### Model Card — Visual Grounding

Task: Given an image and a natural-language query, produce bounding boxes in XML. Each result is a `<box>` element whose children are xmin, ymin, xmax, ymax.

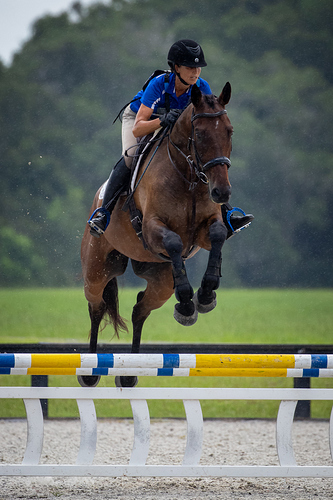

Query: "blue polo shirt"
<box><xmin>130</xmin><ymin>72</ymin><xmax>212</xmax><ymax>114</ymax></box>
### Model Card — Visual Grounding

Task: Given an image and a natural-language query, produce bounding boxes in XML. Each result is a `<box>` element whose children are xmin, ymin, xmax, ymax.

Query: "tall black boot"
<box><xmin>221</xmin><ymin>203</ymin><xmax>254</xmax><ymax>239</ymax></box>
<box><xmin>88</xmin><ymin>156</ymin><xmax>131</xmax><ymax>237</ymax></box>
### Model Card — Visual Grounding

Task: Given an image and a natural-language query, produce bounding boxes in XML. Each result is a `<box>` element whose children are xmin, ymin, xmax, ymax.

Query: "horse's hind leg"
<box><xmin>115</xmin><ymin>260</ymin><xmax>174</xmax><ymax>388</ymax></box>
<box><xmin>89</xmin><ymin>300</ymin><xmax>107</xmax><ymax>353</ymax></box>
<box><xmin>77</xmin><ymin>300</ymin><xmax>106</xmax><ymax>387</ymax></box>
<box><xmin>131</xmin><ymin>261</ymin><xmax>174</xmax><ymax>351</ymax></box>
<box><xmin>79</xmin><ymin>250</ymin><xmax>129</xmax><ymax>388</ymax></box>
<box><xmin>193</xmin><ymin>220</ymin><xmax>227</xmax><ymax>313</ymax></box>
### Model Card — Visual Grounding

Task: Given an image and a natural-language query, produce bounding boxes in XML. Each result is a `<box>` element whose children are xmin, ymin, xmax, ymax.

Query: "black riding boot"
<box><xmin>88</xmin><ymin>156</ymin><xmax>131</xmax><ymax>237</ymax></box>
<box><xmin>221</xmin><ymin>203</ymin><xmax>254</xmax><ymax>239</ymax></box>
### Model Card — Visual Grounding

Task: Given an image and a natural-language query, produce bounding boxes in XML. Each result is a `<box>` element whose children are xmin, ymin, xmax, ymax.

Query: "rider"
<box><xmin>88</xmin><ymin>39</ymin><xmax>254</xmax><ymax>237</ymax></box>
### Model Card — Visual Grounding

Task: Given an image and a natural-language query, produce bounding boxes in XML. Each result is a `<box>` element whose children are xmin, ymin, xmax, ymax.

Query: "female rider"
<box><xmin>88</xmin><ymin>39</ymin><xmax>253</xmax><ymax>237</ymax></box>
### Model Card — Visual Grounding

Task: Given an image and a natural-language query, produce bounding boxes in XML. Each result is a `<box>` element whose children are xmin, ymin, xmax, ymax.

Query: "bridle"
<box><xmin>168</xmin><ymin>107</ymin><xmax>232</xmax><ymax>189</ymax></box>
<box><xmin>190</xmin><ymin>109</ymin><xmax>232</xmax><ymax>172</ymax></box>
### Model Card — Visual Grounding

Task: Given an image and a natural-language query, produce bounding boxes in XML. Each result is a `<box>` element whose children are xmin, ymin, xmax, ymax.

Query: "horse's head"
<box><xmin>187</xmin><ymin>83</ymin><xmax>233</xmax><ymax>204</ymax></box>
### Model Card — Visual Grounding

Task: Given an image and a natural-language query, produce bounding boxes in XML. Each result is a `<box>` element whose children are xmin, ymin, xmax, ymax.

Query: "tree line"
<box><xmin>0</xmin><ymin>0</ymin><xmax>332</xmax><ymax>287</ymax></box>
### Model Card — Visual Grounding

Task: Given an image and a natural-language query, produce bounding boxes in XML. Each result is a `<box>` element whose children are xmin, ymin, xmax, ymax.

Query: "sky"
<box><xmin>0</xmin><ymin>0</ymin><xmax>109</xmax><ymax>65</ymax></box>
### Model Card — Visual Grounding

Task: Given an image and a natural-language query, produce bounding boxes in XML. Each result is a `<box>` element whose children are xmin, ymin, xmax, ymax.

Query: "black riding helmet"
<box><xmin>167</xmin><ymin>39</ymin><xmax>207</xmax><ymax>69</ymax></box>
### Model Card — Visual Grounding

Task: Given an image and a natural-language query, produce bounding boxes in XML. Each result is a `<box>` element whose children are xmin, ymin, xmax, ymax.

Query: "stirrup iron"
<box><xmin>87</xmin><ymin>207</ymin><xmax>110</xmax><ymax>235</ymax></box>
<box><xmin>226</xmin><ymin>207</ymin><xmax>250</xmax><ymax>233</ymax></box>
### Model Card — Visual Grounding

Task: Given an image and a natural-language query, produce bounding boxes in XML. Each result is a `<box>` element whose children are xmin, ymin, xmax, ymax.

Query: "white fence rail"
<box><xmin>0</xmin><ymin>386</ymin><xmax>333</xmax><ymax>478</ymax></box>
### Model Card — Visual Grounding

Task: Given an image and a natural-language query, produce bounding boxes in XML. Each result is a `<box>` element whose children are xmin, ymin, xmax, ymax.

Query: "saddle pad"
<box><xmin>98</xmin><ymin>181</ymin><xmax>108</xmax><ymax>200</ymax></box>
<box><xmin>98</xmin><ymin>127</ymin><xmax>162</xmax><ymax>201</ymax></box>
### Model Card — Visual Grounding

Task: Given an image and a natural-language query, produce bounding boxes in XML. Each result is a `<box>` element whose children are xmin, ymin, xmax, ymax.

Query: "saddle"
<box><xmin>124</xmin><ymin>130</ymin><xmax>165</xmax><ymax>247</ymax></box>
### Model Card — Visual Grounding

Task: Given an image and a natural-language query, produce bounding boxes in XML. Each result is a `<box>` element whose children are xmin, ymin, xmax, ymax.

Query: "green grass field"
<box><xmin>0</xmin><ymin>287</ymin><xmax>332</xmax><ymax>419</ymax></box>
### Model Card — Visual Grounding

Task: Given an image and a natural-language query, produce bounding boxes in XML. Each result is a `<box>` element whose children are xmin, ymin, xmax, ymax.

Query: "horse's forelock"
<box><xmin>203</xmin><ymin>94</ymin><xmax>217</xmax><ymax>109</ymax></box>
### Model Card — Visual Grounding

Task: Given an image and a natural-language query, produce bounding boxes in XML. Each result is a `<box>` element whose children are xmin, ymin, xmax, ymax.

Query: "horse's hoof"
<box><xmin>77</xmin><ymin>375</ymin><xmax>101</xmax><ymax>387</ymax></box>
<box><xmin>173</xmin><ymin>302</ymin><xmax>198</xmax><ymax>326</ymax></box>
<box><xmin>115</xmin><ymin>376</ymin><xmax>138</xmax><ymax>388</ymax></box>
<box><xmin>193</xmin><ymin>290</ymin><xmax>217</xmax><ymax>314</ymax></box>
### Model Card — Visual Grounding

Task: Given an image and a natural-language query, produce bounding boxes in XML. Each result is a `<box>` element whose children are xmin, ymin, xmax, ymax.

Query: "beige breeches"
<box><xmin>121</xmin><ymin>105</ymin><xmax>137</xmax><ymax>168</ymax></box>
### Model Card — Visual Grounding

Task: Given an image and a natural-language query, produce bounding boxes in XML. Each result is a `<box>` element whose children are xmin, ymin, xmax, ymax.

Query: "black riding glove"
<box><xmin>160</xmin><ymin>109</ymin><xmax>182</xmax><ymax>129</ymax></box>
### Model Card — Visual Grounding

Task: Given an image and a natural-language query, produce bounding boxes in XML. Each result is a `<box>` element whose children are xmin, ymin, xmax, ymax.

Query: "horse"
<box><xmin>80</xmin><ymin>82</ymin><xmax>233</xmax><ymax>387</ymax></box>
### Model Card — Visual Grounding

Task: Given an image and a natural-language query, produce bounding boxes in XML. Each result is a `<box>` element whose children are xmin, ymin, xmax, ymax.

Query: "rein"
<box><xmin>168</xmin><ymin>107</ymin><xmax>232</xmax><ymax>190</ymax></box>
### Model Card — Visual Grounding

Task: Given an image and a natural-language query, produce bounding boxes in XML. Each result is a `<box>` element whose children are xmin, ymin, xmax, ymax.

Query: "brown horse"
<box><xmin>80</xmin><ymin>83</ymin><xmax>233</xmax><ymax>387</ymax></box>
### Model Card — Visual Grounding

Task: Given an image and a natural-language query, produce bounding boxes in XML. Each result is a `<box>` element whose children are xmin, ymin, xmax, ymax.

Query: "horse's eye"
<box><xmin>196</xmin><ymin>131</ymin><xmax>206</xmax><ymax>143</ymax></box>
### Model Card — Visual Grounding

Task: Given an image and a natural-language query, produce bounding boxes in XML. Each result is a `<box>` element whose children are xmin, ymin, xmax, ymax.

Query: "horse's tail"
<box><xmin>102</xmin><ymin>278</ymin><xmax>128</xmax><ymax>338</ymax></box>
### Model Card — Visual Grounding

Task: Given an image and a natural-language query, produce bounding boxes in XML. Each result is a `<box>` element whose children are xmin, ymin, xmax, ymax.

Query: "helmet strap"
<box><xmin>174</xmin><ymin>69</ymin><xmax>191</xmax><ymax>87</ymax></box>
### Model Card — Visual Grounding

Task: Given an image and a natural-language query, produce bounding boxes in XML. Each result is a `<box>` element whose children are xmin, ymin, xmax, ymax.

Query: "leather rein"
<box><xmin>167</xmin><ymin>108</ymin><xmax>231</xmax><ymax>190</ymax></box>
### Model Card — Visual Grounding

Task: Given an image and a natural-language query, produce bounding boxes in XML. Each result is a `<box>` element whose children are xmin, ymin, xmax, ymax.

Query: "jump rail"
<box><xmin>4</xmin><ymin>344</ymin><xmax>333</xmax><ymax>419</ymax></box>
<box><xmin>1</xmin><ymin>353</ymin><xmax>333</xmax><ymax>377</ymax></box>
<box><xmin>0</xmin><ymin>386</ymin><xmax>333</xmax><ymax>478</ymax></box>
<box><xmin>0</xmin><ymin>352</ymin><xmax>333</xmax><ymax>478</ymax></box>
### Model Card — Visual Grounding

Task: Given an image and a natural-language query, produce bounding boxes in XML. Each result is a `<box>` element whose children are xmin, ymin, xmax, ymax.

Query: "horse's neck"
<box><xmin>170</xmin><ymin>108</ymin><xmax>192</xmax><ymax>152</ymax></box>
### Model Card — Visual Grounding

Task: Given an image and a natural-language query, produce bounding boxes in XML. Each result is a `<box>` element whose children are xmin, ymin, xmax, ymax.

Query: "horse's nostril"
<box><xmin>211</xmin><ymin>188</ymin><xmax>221</xmax><ymax>199</ymax></box>
<box><xmin>211</xmin><ymin>186</ymin><xmax>231</xmax><ymax>203</ymax></box>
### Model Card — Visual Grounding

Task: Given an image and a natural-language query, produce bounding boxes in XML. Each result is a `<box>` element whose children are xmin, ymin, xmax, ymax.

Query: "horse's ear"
<box><xmin>191</xmin><ymin>84</ymin><xmax>202</xmax><ymax>107</ymax></box>
<box><xmin>218</xmin><ymin>82</ymin><xmax>231</xmax><ymax>106</ymax></box>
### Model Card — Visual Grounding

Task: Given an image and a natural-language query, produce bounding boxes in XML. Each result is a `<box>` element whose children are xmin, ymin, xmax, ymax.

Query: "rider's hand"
<box><xmin>160</xmin><ymin>109</ymin><xmax>182</xmax><ymax>129</ymax></box>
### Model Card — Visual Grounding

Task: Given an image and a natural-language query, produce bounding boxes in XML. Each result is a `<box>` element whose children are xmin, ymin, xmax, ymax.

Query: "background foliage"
<box><xmin>1</xmin><ymin>0</ymin><xmax>332</xmax><ymax>287</ymax></box>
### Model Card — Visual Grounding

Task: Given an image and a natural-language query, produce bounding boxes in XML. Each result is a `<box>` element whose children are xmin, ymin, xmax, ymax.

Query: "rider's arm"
<box><xmin>132</xmin><ymin>104</ymin><xmax>162</xmax><ymax>138</ymax></box>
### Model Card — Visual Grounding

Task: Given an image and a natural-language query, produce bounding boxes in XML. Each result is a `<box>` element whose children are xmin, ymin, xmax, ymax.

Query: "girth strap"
<box><xmin>127</xmin><ymin>195</ymin><xmax>147</xmax><ymax>249</ymax></box>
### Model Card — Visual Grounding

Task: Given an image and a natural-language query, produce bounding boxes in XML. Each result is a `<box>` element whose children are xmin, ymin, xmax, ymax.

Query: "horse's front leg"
<box><xmin>193</xmin><ymin>219</ymin><xmax>227</xmax><ymax>313</ymax></box>
<box><xmin>164</xmin><ymin>232</ymin><xmax>198</xmax><ymax>325</ymax></box>
<box><xmin>144</xmin><ymin>219</ymin><xmax>198</xmax><ymax>326</ymax></box>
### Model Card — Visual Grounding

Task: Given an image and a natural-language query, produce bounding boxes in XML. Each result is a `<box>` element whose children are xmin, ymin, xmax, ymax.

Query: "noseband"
<box><xmin>168</xmin><ymin>107</ymin><xmax>232</xmax><ymax>188</ymax></box>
